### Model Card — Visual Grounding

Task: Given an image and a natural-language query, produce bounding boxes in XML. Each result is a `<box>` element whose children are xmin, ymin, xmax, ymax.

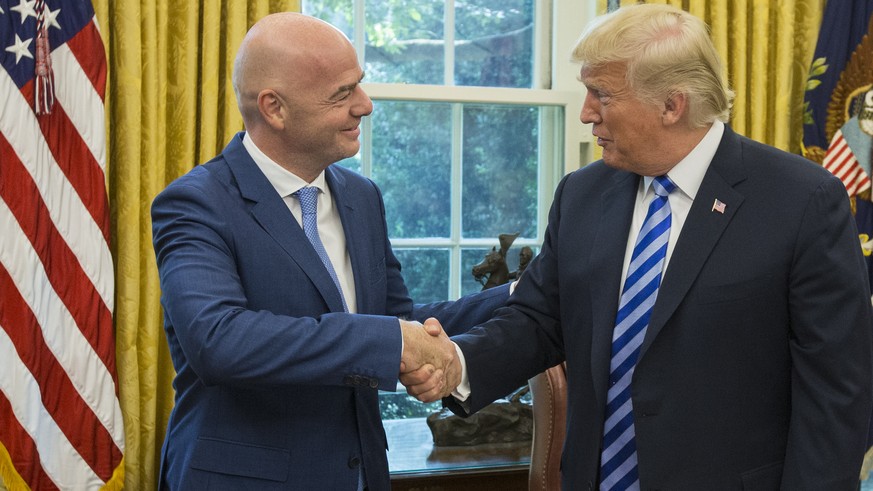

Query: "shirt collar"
<box><xmin>242</xmin><ymin>132</ymin><xmax>327</xmax><ymax>197</ymax></box>
<box><xmin>643</xmin><ymin>119</ymin><xmax>725</xmax><ymax>200</ymax></box>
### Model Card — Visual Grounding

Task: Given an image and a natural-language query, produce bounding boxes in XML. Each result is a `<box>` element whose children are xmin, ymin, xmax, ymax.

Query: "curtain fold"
<box><xmin>92</xmin><ymin>1</ymin><xmax>298</xmax><ymax>488</ymax></box>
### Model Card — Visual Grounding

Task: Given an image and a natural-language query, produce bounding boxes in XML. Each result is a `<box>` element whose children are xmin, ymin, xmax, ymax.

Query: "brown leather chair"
<box><xmin>528</xmin><ymin>362</ymin><xmax>568</xmax><ymax>491</ymax></box>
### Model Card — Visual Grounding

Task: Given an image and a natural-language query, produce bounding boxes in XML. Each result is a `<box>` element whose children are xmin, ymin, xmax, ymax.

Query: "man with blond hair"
<box><xmin>405</xmin><ymin>4</ymin><xmax>873</xmax><ymax>490</ymax></box>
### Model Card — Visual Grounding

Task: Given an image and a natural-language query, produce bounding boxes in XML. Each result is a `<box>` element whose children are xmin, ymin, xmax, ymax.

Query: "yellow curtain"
<box><xmin>596</xmin><ymin>0</ymin><xmax>825</xmax><ymax>154</ymax></box>
<box><xmin>91</xmin><ymin>1</ymin><xmax>299</xmax><ymax>489</ymax></box>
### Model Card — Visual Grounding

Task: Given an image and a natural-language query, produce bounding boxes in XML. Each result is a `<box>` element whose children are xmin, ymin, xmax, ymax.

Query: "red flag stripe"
<box><xmin>846</xmin><ymin>165</ymin><xmax>871</xmax><ymax>194</ymax></box>
<box><xmin>21</xmin><ymin>79</ymin><xmax>111</xmax><ymax>244</ymax></box>
<box><xmin>52</xmin><ymin>36</ymin><xmax>108</xmax><ymax>174</ymax></box>
<box><xmin>64</xmin><ymin>18</ymin><xmax>106</xmax><ymax>100</ymax></box>
<box><xmin>0</xmin><ymin>324</ymin><xmax>102</xmax><ymax>488</ymax></box>
<box><xmin>0</xmin><ymin>265</ymin><xmax>121</xmax><ymax>482</ymax></box>
<box><xmin>0</xmin><ymin>132</ymin><xmax>117</xmax><ymax>385</ymax></box>
<box><xmin>825</xmin><ymin>145</ymin><xmax>852</xmax><ymax>179</ymax></box>
<box><xmin>831</xmin><ymin>160</ymin><xmax>852</xmax><ymax>183</ymax></box>
<box><xmin>0</xmin><ymin>195</ymin><xmax>123</xmax><ymax>452</ymax></box>
<box><xmin>21</xmin><ymin>28</ymin><xmax>110</xmax><ymax>239</ymax></box>
<box><xmin>827</xmin><ymin>156</ymin><xmax>851</xmax><ymax>181</ymax></box>
<box><xmin>843</xmin><ymin>163</ymin><xmax>860</xmax><ymax>185</ymax></box>
<box><xmin>823</xmin><ymin>133</ymin><xmax>848</xmax><ymax>165</ymax></box>
<box><xmin>0</xmin><ymin>72</ymin><xmax>114</xmax><ymax>310</ymax></box>
<box><xmin>847</xmin><ymin>173</ymin><xmax>860</xmax><ymax>196</ymax></box>
<box><xmin>0</xmin><ymin>393</ymin><xmax>59</xmax><ymax>491</ymax></box>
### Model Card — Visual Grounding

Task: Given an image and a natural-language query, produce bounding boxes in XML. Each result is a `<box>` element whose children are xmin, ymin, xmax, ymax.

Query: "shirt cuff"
<box><xmin>451</xmin><ymin>342</ymin><xmax>471</xmax><ymax>402</ymax></box>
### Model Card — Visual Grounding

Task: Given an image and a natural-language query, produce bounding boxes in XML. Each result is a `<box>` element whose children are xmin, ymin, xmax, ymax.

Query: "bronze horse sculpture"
<box><xmin>472</xmin><ymin>232</ymin><xmax>532</xmax><ymax>290</ymax></box>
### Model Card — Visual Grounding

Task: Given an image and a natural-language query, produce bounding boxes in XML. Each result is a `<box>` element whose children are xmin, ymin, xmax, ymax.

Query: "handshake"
<box><xmin>399</xmin><ymin>318</ymin><xmax>461</xmax><ymax>403</ymax></box>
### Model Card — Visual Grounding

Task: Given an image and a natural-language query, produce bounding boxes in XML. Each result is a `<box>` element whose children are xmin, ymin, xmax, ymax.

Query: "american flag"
<box><xmin>823</xmin><ymin>129</ymin><xmax>872</xmax><ymax>197</ymax></box>
<box><xmin>0</xmin><ymin>0</ymin><xmax>124</xmax><ymax>489</ymax></box>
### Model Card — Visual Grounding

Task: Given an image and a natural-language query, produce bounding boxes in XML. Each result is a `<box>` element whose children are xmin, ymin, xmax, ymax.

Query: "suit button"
<box><xmin>348</xmin><ymin>457</ymin><xmax>361</xmax><ymax>469</ymax></box>
<box><xmin>343</xmin><ymin>376</ymin><xmax>355</xmax><ymax>386</ymax></box>
<box><xmin>369</xmin><ymin>379</ymin><xmax>378</xmax><ymax>389</ymax></box>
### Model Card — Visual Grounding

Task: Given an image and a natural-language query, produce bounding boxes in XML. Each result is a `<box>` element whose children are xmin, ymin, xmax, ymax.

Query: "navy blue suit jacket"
<box><xmin>450</xmin><ymin>126</ymin><xmax>873</xmax><ymax>490</ymax></box>
<box><xmin>152</xmin><ymin>133</ymin><xmax>508</xmax><ymax>490</ymax></box>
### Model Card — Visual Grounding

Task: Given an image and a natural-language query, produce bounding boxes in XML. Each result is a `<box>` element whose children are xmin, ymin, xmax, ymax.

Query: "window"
<box><xmin>302</xmin><ymin>0</ymin><xmax>592</xmax><ymax>476</ymax></box>
<box><xmin>345</xmin><ymin>99</ymin><xmax>563</xmax><ymax>301</ymax></box>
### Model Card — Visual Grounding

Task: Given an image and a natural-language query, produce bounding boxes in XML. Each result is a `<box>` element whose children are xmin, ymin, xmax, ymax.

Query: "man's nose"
<box><xmin>352</xmin><ymin>86</ymin><xmax>373</xmax><ymax>117</ymax></box>
<box><xmin>579</xmin><ymin>91</ymin><xmax>600</xmax><ymax>124</ymax></box>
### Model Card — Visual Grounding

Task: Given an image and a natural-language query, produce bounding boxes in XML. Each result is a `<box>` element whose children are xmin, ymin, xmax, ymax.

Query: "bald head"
<box><xmin>232</xmin><ymin>13</ymin><xmax>355</xmax><ymax>128</ymax></box>
<box><xmin>229</xmin><ymin>13</ymin><xmax>372</xmax><ymax>179</ymax></box>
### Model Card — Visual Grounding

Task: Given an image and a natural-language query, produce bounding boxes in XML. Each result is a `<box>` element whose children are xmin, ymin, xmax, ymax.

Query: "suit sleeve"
<box><xmin>409</xmin><ymin>285</ymin><xmax>510</xmax><ymax>336</ymax></box>
<box><xmin>152</xmin><ymin>176</ymin><xmax>403</xmax><ymax>392</ymax></box>
<box><xmin>782</xmin><ymin>175</ymin><xmax>873</xmax><ymax>488</ymax></box>
<box><xmin>445</xmin><ymin>176</ymin><xmax>571</xmax><ymax>414</ymax></box>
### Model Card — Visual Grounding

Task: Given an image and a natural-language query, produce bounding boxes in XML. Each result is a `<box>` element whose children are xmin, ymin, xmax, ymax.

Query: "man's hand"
<box><xmin>399</xmin><ymin>318</ymin><xmax>461</xmax><ymax>402</ymax></box>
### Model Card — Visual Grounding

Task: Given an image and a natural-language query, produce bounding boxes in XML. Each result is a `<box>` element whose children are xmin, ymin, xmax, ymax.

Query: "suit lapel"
<box><xmin>225</xmin><ymin>133</ymin><xmax>347</xmax><ymax>312</ymax></box>
<box><xmin>325</xmin><ymin>167</ymin><xmax>371</xmax><ymax>313</ymax></box>
<box><xmin>639</xmin><ymin>127</ymin><xmax>748</xmax><ymax>360</ymax></box>
<box><xmin>589</xmin><ymin>171</ymin><xmax>639</xmax><ymax>410</ymax></box>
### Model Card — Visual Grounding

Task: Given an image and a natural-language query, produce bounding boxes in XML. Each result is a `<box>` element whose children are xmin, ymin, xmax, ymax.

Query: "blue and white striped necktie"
<box><xmin>600</xmin><ymin>175</ymin><xmax>675</xmax><ymax>491</ymax></box>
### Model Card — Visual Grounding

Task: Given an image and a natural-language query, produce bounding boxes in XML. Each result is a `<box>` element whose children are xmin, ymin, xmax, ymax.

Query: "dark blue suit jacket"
<box><xmin>151</xmin><ymin>133</ymin><xmax>508</xmax><ymax>490</ymax></box>
<box><xmin>450</xmin><ymin>126</ymin><xmax>873</xmax><ymax>490</ymax></box>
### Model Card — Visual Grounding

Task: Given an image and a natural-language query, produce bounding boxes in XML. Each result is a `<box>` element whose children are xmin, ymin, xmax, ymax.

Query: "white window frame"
<box><xmin>348</xmin><ymin>0</ymin><xmax>596</xmax><ymax>299</ymax></box>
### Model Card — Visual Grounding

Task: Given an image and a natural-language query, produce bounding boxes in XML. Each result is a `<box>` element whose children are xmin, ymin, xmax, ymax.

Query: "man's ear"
<box><xmin>661</xmin><ymin>91</ymin><xmax>687</xmax><ymax>125</ymax></box>
<box><xmin>257</xmin><ymin>89</ymin><xmax>286</xmax><ymax>130</ymax></box>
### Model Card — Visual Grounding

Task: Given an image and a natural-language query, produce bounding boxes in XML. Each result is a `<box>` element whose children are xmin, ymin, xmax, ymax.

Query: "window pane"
<box><xmin>372</xmin><ymin>101</ymin><xmax>452</xmax><ymax>238</ymax></box>
<box><xmin>301</xmin><ymin>1</ymin><xmax>354</xmax><ymax>40</ymax></box>
<box><xmin>393</xmin><ymin>248</ymin><xmax>450</xmax><ymax>303</ymax></box>
<box><xmin>454</xmin><ymin>0</ymin><xmax>535</xmax><ymax>88</ymax></box>
<box><xmin>365</xmin><ymin>1</ymin><xmax>444</xmax><ymax>84</ymax></box>
<box><xmin>462</xmin><ymin>104</ymin><xmax>538</xmax><ymax>239</ymax></box>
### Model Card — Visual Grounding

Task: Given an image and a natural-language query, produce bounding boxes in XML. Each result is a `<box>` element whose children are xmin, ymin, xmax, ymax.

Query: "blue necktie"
<box><xmin>600</xmin><ymin>175</ymin><xmax>675</xmax><ymax>491</ymax></box>
<box><xmin>293</xmin><ymin>186</ymin><xmax>348</xmax><ymax>312</ymax></box>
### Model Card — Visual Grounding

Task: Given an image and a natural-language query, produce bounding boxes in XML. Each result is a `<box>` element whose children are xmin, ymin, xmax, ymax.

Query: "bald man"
<box><xmin>151</xmin><ymin>13</ymin><xmax>509</xmax><ymax>490</ymax></box>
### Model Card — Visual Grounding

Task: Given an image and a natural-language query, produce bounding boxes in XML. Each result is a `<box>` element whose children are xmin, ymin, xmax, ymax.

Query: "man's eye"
<box><xmin>588</xmin><ymin>88</ymin><xmax>610</xmax><ymax>104</ymax></box>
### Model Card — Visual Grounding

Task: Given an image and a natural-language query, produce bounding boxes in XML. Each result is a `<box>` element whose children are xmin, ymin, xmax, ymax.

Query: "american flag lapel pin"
<box><xmin>712</xmin><ymin>198</ymin><xmax>726</xmax><ymax>214</ymax></box>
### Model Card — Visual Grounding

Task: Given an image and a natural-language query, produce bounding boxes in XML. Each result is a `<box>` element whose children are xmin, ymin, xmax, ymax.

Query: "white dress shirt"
<box><xmin>242</xmin><ymin>133</ymin><xmax>358</xmax><ymax>313</ymax></box>
<box><xmin>453</xmin><ymin>120</ymin><xmax>726</xmax><ymax>402</ymax></box>
<box><xmin>619</xmin><ymin>120</ymin><xmax>724</xmax><ymax>289</ymax></box>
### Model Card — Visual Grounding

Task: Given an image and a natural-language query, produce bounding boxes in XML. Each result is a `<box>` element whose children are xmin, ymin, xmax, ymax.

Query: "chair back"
<box><xmin>528</xmin><ymin>362</ymin><xmax>568</xmax><ymax>491</ymax></box>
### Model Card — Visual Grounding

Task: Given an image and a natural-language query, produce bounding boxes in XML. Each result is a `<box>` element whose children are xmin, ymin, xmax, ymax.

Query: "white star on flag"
<box><xmin>10</xmin><ymin>0</ymin><xmax>37</xmax><ymax>24</ymax></box>
<box><xmin>6</xmin><ymin>34</ymin><xmax>34</xmax><ymax>64</ymax></box>
<box><xmin>45</xmin><ymin>7</ymin><xmax>63</xmax><ymax>30</ymax></box>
